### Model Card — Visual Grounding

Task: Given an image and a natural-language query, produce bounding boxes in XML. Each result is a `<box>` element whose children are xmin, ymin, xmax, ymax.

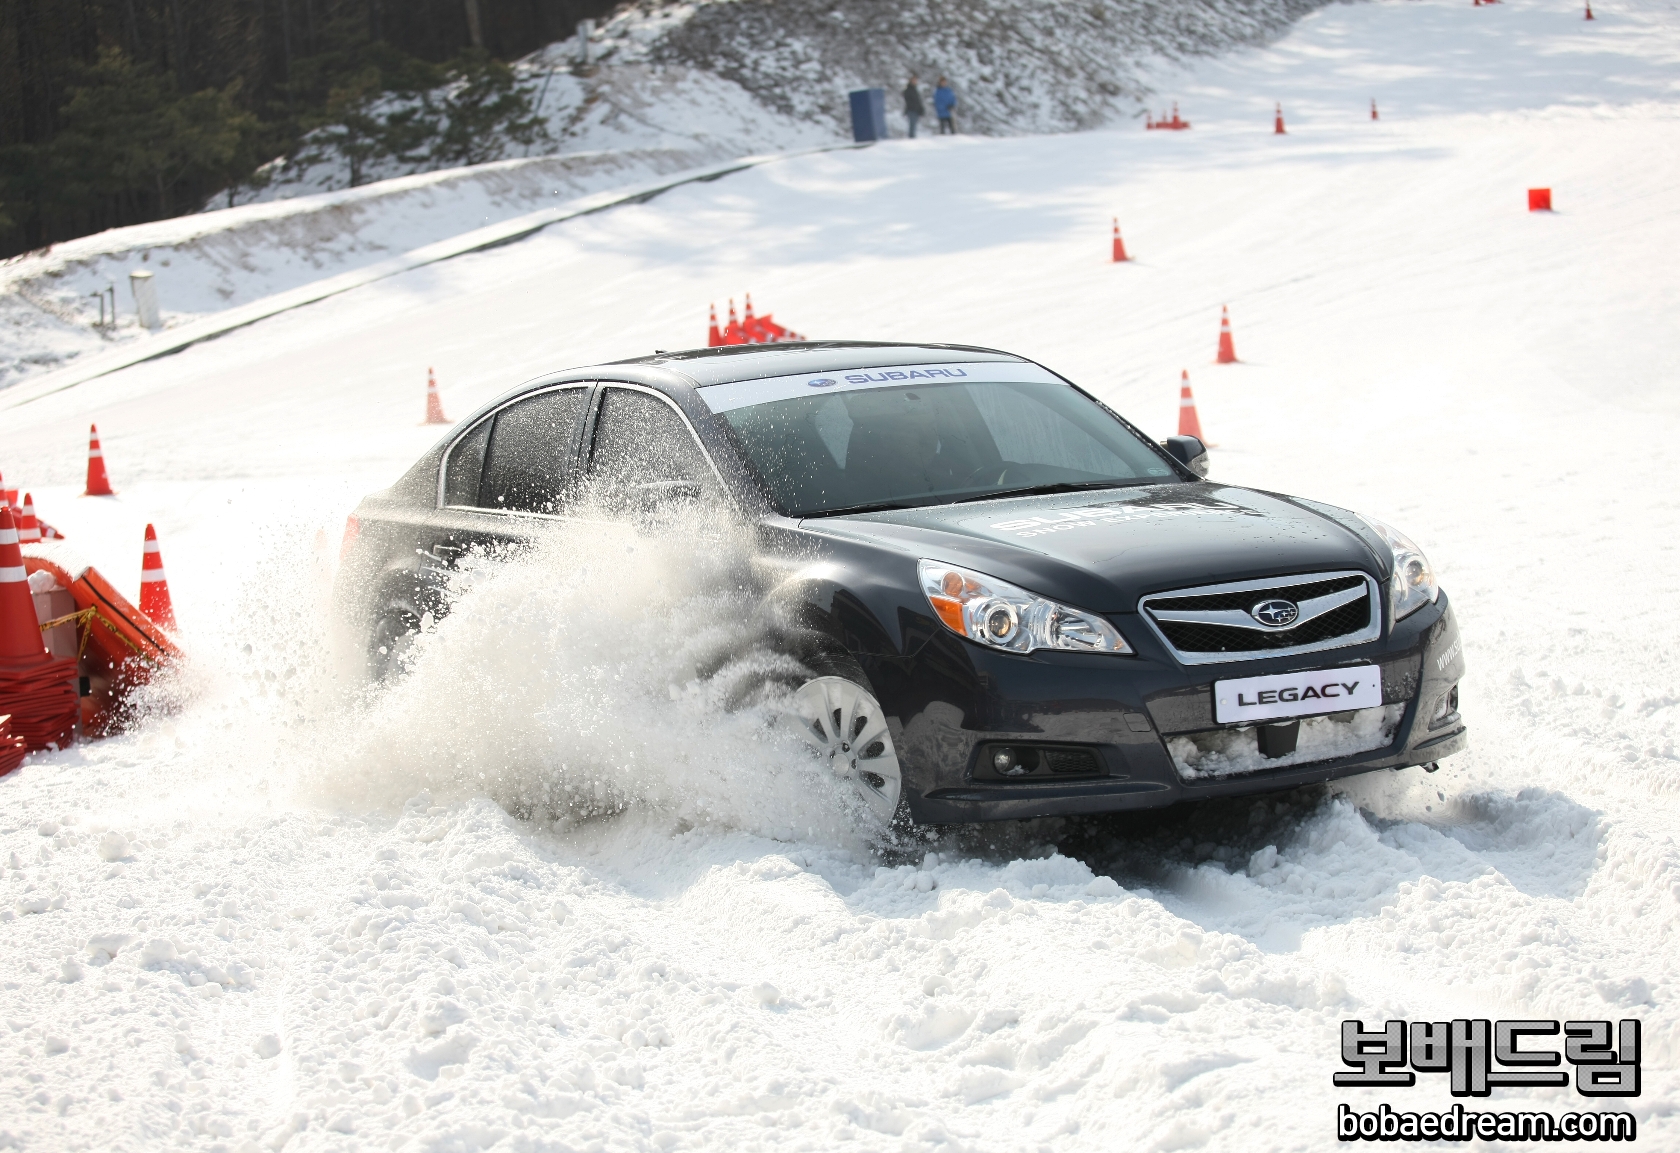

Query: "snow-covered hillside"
<box><xmin>2</xmin><ymin>0</ymin><xmax>1679</xmax><ymax>1149</ymax></box>
<box><xmin>0</xmin><ymin>0</ymin><xmax>1335</xmax><ymax>390</ymax></box>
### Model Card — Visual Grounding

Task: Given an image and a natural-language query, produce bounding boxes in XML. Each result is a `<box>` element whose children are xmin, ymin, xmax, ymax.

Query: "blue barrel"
<box><xmin>848</xmin><ymin>88</ymin><xmax>889</xmax><ymax>143</ymax></box>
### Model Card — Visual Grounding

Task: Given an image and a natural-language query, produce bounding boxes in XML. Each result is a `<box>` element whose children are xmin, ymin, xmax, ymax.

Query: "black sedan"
<box><xmin>337</xmin><ymin>342</ymin><xmax>1466</xmax><ymax>827</ymax></box>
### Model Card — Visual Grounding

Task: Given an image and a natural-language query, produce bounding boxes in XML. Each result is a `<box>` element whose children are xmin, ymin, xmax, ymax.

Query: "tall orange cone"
<box><xmin>1216</xmin><ymin>305</ymin><xmax>1238</xmax><ymax>364</ymax></box>
<box><xmin>0</xmin><ymin>506</ymin><xmax>78</xmax><ymax>751</ymax></box>
<box><xmin>139</xmin><ymin>523</ymin><xmax>176</xmax><ymax>630</ymax></box>
<box><xmin>725</xmin><ymin>300</ymin><xmax>745</xmax><ymax>345</ymax></box>
<box><xmin>1584</xmin><ymin>0</ymin><xmax>1594</xmax><ymax>16</ymax></box>
<box><xmin>1371</xmin><ymin>99</ymin><xmax>1379</xmax><ymax>121</ymax></box>
<box><xmin>707</xmin><ymin>304</ymin><xmax>724</xmax><ymax>347</ymax></box>
<box><xmin>1112</xmin><ymin>218</ymin><xmax>1130</xmax><ymax>262</ymax></box>
<box><xmin>1274</xmin><ymin>103</ymin><xmax>1287</xmax><ymax>135</ymax></box>
<box><xmin>16</xmin><ymin>495</ymin><xmax>40</xmax><ymax>544</ymax></box>
<box><xmin>424</xmin><ymin>367</ymin><xmax>450</xmax><ymax>425</ymax></box>
<box><xmin>743</xmin><ymin>293</ymin><xmax>761</xmax><ymax>344</ymax></box>
<box><xmin>84</xmin><ymin>424</ymin><xmax>114</xmax><ymax>496</ymax></box>
<box><xmin>1177</xmin><ymin>371</ymin><xmax>1205</xmax><ymax>439</ymax></box>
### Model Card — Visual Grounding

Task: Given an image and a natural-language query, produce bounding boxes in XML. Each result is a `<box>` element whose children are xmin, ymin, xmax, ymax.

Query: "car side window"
<box><xmin>478</xmin><ymin>386</ymin><xmax>590</xmax><ymax>514</ymax></box>
<box><xmin>442</xmin><ymin>416</ymin><xmax>492</xmax><ymax>507</ymax></box>
<box><xmin>584</xmin><ymin>387</ymin><xmax>718</xmax><ymax>511</ymax></box>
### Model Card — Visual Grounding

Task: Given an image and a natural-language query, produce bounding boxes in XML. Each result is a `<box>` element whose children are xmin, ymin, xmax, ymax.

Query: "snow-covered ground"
<box><xmin>3</xmin><ymin>0</ymin><xmax>1680</xmax><ymax>1148</ymax></box>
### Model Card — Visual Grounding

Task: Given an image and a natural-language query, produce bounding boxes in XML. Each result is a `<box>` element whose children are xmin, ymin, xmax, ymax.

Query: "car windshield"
<box><xmin>720</xmin><ymin>376</ymin><xmax>1176</xmax><ymax>516</ymax></box>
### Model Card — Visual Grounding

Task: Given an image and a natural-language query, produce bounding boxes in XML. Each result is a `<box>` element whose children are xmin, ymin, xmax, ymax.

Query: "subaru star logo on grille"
<box><xmin>1251</xmin><ymin>598</ymin><xmax>1300</xmax><ymax>628</ymax></box>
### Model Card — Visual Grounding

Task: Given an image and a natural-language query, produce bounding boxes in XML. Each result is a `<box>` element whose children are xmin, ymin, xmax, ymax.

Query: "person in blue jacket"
<box><xmin>934</xmin><ymin>78</ymin><xmax>957</xmax><ymax>134</ymax></box>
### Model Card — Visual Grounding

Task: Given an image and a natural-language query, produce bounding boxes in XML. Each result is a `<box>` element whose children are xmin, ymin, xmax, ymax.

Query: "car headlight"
<box><xmin>918</xmin><ymin>560</ymin><xmax>1131</xmax><ymax>655</ymax></box>
<box><xmin>1357</xmin><ymin>514</ymin><xmax>1439</xmax><ymax>622</ymax></box>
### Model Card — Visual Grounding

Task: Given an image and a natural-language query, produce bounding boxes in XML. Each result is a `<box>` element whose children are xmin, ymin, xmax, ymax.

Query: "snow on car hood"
<box><xmin>806</xmin><ymin>484</ymin><xmax>1381</xmax><ymax>611</ymax></box>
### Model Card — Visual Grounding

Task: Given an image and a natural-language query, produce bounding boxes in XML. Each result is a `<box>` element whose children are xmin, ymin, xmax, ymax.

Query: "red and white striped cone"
<box><xmin>1112</xmin><ymin>218</ymin><xmax>1130</xmax><ymax>263</ymax></box>
<box><xmin>1584</xmin><ymin>1</ymin><xmax>1594</xmax><ymax>16</ymax></box>
<box><xmin>1216</xmin><ymin>305</ymin><xmax>1238</xmax><ymax>364</ymax></box>
<box><xmin>1177</xmin><ymin>371</ymin><xmax>1206</xmax><ymax>440</ymax></box>
<box><xmin>424</xmin><ymin>368</ymin><xmax>450</xmax><ymax>425</ymax></box>
<box><xmin>0</xmin><ymin>506</ymin><xmax>78</xmax><ymax>750</ymax></box>
<box><xmin>0</xmin><ymin>510</ymin><xmax>44</xmax><ymax>668</ymax></box>
<box><xmin>725</xmin><ymin>300</ymin><xmax>744</xmax><ymax>345</ymax></box>
<box><xmin>743</xmin><ymin>293</ymin><xmax>761</xmax><ymax>344</ymax></box>
<box><xmin>139</xmin><ymin>523</ymin><xmax>176</xmax><ymax>630</ymax></box>
<box><xmin>84</xmin><ymin>424</ymin><xmax>114</xmax><ymax>496</ymax></box>
<box><xmin>1371</xmin><ymin>99</ymin><xmax>1379</xmax><ymax>121</ymax></box>
<box><xmin>1274</xmin><ymin>103</ymin><xmax>1287</xmax><ymax>135</ymax></box>
<box><xmin>16</xmin><ymin>495</ymin><xmax>40</xmax><ymax>544</ymax></box>
<box><xmin>707</xmin><ymin>304</ymin><xmax>724</xmax><ymax>347</ymax></box>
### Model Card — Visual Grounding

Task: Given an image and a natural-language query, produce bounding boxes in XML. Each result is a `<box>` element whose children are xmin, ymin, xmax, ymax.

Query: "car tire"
<box><xmin>368</xmin><ymin>605</ymin><xmax>421</xmax><ymax>681</ymax></box>
<box><xmin>785</xmin><ymin>654</ymin><xmax>908</xmax><ymax>832</ymax></box>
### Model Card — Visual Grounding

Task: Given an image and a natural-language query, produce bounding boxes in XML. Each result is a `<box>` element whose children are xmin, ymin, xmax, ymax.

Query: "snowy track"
<box><xmin>3</xmin><ymin>1</ymin><xmax>1679</xmax><ymax>1149</ymax></box>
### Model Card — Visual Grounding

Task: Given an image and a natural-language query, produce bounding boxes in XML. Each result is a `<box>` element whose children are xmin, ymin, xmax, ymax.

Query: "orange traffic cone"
<box><xmin>139</xmin><ymin>523</ymin><xmax>176</xmax><ymax>630</ymax></box>
<box><xmin>1112</xmin><ymin>218</ymin><xmax>1130</xmax><ymax>262</ymax></box>
<box><xmin>0</xmin><ymin>509</ymin><xmax>42</xmax><ymax>668</ymax></box>
<box><xmin>743</xmin><ymin>294</ymin><xmax>762</xmax><ymax>344</ymax></box>
<box><xmin>0</xmin><ymin>507</ymin><xmax>78</xmax><ymax>751</ymax></box>
<box><xmin>1584</xmin><ymin>0</ymin><xmax>1594</xmax><ymax>16</ymax></box>
<box><xmin>424</xmin><ymin>367</ymin><xmax>450</xmax><ymax>425</ymax></box>
<box><xmin>84</xmin><ymin>424</ymin><xmax>114</xmax><ymax>496</ymax></box>
<box><xmin>1274</xmin><ymin>103</ymin><xmax>1287</xmax><ymax>135</ymax></box>
<box><xmin>1371</xmin><ymin>99</ymin><xmax>1379</xmax><ymax>121</ymax></box>
<box><xmin>725</xmin><ymin>300</ymin><xmax>744</xmax><ymax>345</ymax></box>
<box><xmin>1177</xmin><ymin>371</ymin><xmax>1205</xmax><ymax>440</ymax></box>
<box><xmin>16</xmin><ymin>495</ymin><xmax>40</xmax><ymax>544</ymax></box>
<box><xmin>1216</xmin><ymin>306</ymin><xmax>1238</xmax><ymax>364</ymax></box>
<box><xmin>707</xmin><ymin>304</ymin><xmax>724</xmax><ymax>347</ymax></box>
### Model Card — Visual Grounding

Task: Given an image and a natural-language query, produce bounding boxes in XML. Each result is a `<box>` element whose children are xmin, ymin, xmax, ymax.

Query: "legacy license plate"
<box><xmin>1213</xmin><ymin>665</ymin><xmax>1382</xmax><ymax>725</ymax></box>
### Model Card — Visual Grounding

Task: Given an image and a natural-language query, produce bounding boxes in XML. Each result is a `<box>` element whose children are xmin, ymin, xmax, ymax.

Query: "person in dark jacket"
<box><xmin>934</xmin><ymin>78</ymin><xmax>957</xmax><ymax>134</ymax></box>
<box><xmin>903</xmin><ymin>76</ymin><xmax>925</xmax><ymax>138</ymax></box>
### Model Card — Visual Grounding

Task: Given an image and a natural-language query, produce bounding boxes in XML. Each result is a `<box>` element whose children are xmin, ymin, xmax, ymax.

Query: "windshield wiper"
<box><xmin>799</xmin><ymin>500</ymin><xmax>929</xmax><ymax>519</ymax></box>
<box><xmin>954</xmin><ymin>479</ymin><xmax>1155</xmax><ymax>504</ymax></box>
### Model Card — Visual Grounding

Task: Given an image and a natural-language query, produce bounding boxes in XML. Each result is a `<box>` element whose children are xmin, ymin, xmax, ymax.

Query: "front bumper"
<box><xmin>874</xmin><ymin>593</ymin><xmax>1466</xmax><ymax>824</ymax></box>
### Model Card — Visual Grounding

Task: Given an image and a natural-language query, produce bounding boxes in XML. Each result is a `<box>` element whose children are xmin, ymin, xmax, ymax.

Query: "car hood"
<box><xmin>801</xmin><ymin>484</ymin><xmax>1384</xmax><ymax>612</ymax></box>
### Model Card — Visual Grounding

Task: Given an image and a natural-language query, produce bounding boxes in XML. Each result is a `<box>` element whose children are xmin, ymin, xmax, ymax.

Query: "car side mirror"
<box><xmin>1163</xmin><ymin>435</ymin><xmax>1209</xmax><ymax>479</ymax></box>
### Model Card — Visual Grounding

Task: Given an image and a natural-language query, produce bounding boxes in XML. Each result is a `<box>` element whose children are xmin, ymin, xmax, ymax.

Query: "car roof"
<box><xmin>610</xmin><ymin>341</ymin><xmax>1031</xmax><ymax>389</ymax></box>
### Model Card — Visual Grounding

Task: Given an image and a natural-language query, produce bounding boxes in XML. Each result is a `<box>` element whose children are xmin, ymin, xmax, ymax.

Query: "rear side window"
<box><xmin>442</xmin><ymin>418</ymin><xmax>491</xmax><ymax>507</ymax></box>
<box><xmin>585</xmin><ymin>387</ymin><xmax>718</xmax><ymax>509</ymax></box>
<box><xmin>479</xmin><ymin>386</ymin><xmax>589</xmax><ymax>514</ymax></box>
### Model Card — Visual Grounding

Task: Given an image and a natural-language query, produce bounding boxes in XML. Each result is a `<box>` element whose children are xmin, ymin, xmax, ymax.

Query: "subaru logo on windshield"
<box><xmin>807</xmin><ymin>378</ymin><xmax>837</xmax><ymax>388</ymax></box>
<box><xmin>1251</xmin><ymin>598</ymin><xmax>1300</xmax><ymax>628</ymax></box>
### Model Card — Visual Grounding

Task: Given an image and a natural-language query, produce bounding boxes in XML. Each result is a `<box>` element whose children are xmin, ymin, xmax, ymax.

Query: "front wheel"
<box><xmin>787</xmin><ymin>675</ymin><xmax>904</xmax><ymax>827</ymax></box>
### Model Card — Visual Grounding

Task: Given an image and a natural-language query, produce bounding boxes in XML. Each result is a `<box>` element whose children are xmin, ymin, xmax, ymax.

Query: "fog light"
<box><xmin>992</xmin><ymin>748</ymin><xmax>1028</xmax><ymax>776</ymax></box>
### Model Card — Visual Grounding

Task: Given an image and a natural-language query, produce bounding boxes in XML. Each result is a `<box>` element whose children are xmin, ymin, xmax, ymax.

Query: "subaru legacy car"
<box><xmin>337</xmin><ymin>342</ymin><xmax>1465</xmax><ymax>827</ymax></box>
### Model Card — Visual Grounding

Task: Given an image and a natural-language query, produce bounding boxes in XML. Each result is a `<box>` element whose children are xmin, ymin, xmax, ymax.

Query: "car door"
<box><xmin>579</xmin><ymin>383</ymin><xmax>726</xmax><ymax>516</ymax></box>
<box><xmin>426</xmin><ymin>381</ymin><xmax>594</xmax><ymax>566</ymax></box>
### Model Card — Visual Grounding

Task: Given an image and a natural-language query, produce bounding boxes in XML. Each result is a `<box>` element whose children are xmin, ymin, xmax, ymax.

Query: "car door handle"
<box><xmin>429</xmin><ymin>543</ymin><xmax>466</xmax><ymax>564</ymax></box>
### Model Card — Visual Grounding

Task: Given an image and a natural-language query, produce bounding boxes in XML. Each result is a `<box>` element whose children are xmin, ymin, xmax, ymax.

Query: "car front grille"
<box><xmin>1138</xmin><ymin>571</ymin><xmax>1381</xmax><ymax>665</ymax></box>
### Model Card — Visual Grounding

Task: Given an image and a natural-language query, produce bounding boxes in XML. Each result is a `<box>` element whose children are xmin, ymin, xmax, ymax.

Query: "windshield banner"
<box><xmin>695</xmin><ymin>361</ymin><xmax>1067</xmax><ymax>413</ymax></box>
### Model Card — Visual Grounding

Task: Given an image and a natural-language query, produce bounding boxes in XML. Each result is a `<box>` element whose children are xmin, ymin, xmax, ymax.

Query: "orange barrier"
<box><xmin>1146</xmin><ymin>103</ymin><xmax>1190</xmax><ymax>131</ymax></box>
<box><xmin>1528</xmin><ymin>188</ymin><xmax>1553</xmax><ymax>211</ymax></box>
<box><xmin>23</xmin><ymin>540</ymin><xmax>180</xmax><ymax>738</ymax></box>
